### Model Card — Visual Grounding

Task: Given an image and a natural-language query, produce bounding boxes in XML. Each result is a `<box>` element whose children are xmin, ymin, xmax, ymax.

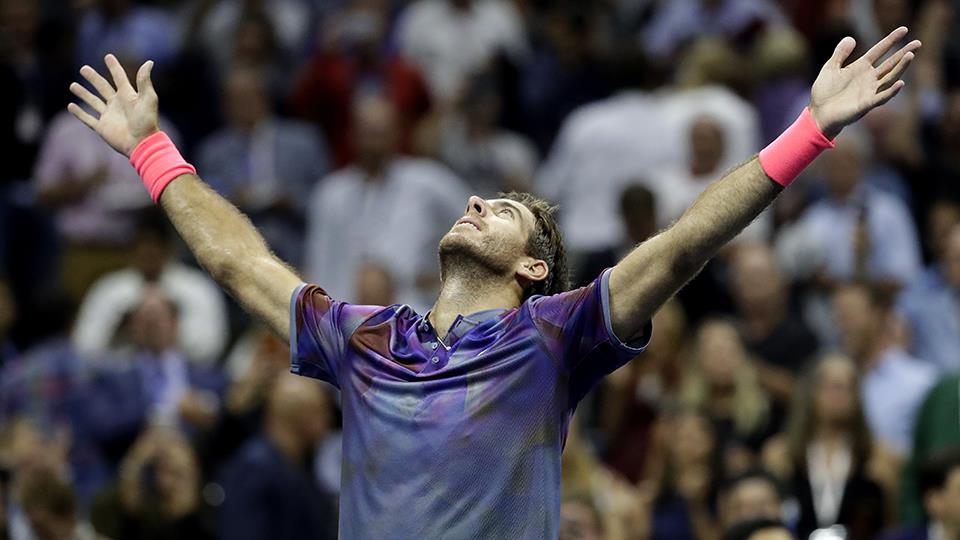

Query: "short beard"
<box><xmin>437</xmin><ymin>233</ymin><xmax>514</xmax><ymax>286</ymax></box>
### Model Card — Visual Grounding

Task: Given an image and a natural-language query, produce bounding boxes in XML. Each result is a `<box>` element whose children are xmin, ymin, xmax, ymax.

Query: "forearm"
<box><xmin>159</xmin><ymin>174</ymin><xmax>300</xmax><ymax>337</ymax></box>
<box><xmin>610</xmin><ymin>158</ymin><xmax>780</xmax><ymax>335</ymax></box>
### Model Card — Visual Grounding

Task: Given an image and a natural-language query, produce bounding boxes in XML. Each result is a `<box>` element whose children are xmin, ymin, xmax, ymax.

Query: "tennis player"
<box><xmin>67</xmin><ymin>27</ymin><xmax>919</xmax><ymax>538</ymax></box>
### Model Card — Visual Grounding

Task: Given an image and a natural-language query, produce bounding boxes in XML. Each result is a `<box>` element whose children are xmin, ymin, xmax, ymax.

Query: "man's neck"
<box><xmin>429</xmin><ymin>272</ymin><xmax>519</xmax><ymax>339</ymax></box>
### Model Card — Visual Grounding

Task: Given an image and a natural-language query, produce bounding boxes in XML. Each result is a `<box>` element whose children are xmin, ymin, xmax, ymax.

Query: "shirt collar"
<box><xmin>418</xmin><ymin>309</ymin><xmax>509</xmax><ymax>343</ymax></box>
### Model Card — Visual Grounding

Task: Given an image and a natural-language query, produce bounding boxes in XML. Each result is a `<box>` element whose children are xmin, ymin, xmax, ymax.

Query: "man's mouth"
<box><xmin>455</xmin><ymin>218</ymin><xmax>481</xmax><ymax>231</ymax></box>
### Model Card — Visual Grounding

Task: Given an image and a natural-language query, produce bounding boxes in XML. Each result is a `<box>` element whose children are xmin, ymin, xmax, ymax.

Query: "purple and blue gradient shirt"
<box><xmin>290</xmin><ymin>269</ymin><xmax>650</xmax><ymax>538</ymax></box>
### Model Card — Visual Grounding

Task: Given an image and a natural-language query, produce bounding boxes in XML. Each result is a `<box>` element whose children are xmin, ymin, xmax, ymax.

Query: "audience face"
<box><xmin>670</xmin><ymin>410</ymin><xmax>715</xmax><ymax>468</ymax></box>
<box><xmin>131</xmin><ymin>232</ymin><xmax>172</xmax><ymax>282</ymax></box>
<box><xmin>822</xmin><ymin>138</ymin><xmax>864</xmax><ymax>200</ymax></box>
<box><xmin>559</xmin><ymin>499</ymin><xmax>603</xmax><ymax>540</ymax></box>
<box><xmin>152</xmin><ymin>434</ymin><xmax>201</xmax><ymax>515</ymax></box>
<box><xmin>619</xmin><ymin>184</ymin><xmax>657</xmax><ymax>245</ymax></box>
<box><xmin>724</xmin><ymin>477</ymin><xmax>783</xmax><ymax>525</ymax></box>
<box><xmin>942</xmin><ymin>225</ymin><xmax>960</xmax><ymax>289</ymax></box>
<box><xmin>223</xmin><ymin>68</ymin><xmax>272</xmax><ymax>132</ymax></box>
<box><xmin>928</xmin><ymin>466</ymin><xmax>960</xmax><ymax>529</ymax></box>
<box><xmin>689</xmin><ymin>116</ymin><xmax>726</xmax><ymax>176</ymax></box>
<box><xmin>353</xmin><ymin>96</ymin><xmax>399</xmax><ymax>170</ymax></box>
<box><xmin>269</xmin><ymin>374</ymin><xmax>332</xmax><ymax>449</ymax></box>
<box><xmin>928</xmin><ymin>200</ymin><xmax>960</xmax><ymax>262</ymax></box>
<box><xmin>355</xmin><ymin>261</ymin><xmax>396</xmax><ymax>306</ymax></box>
<box><xmin>128</xmin><ymin>287</ymin><xmax>179</xmax><ymax>354</ymax></box>
<box><xmin>0</xmin><ymin>0</ymin><xmax>37</xmax><ymax>51</ymax></box>
<box><xmin>747</xmin><ymin>527</ymin><xmax>794</xmax><ymax>540</ymax></box>
<box><xmin>832</xmin><ymin>285</ymin><xmax>880</xmax><ymax>361</ymax></box>
<box><xmin>696</xmin><ymin>320</ymin><xmax>747</xmax><ymax>391</ymax></box>
<box><xmin>731</xmin><ymin>244</ymin><xmax>784</xmax><ymax>319</ymax></box>
<box><xmin>812</xmin><ymin>357</ymin><xmax>857</xmax><ymax>427</ymax></box>
<box><xmin>232</xmin><ymin>14</ymin><xmax>276</xmax><ymax>66</ymax></box>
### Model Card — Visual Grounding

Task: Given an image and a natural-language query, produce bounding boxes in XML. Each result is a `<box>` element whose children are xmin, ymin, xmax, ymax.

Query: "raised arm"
<box><xmin>609</xmin><ymin>28</ymin><xmax>921</xmax><ymax>341</ymax></box>
<box><xmin>67</xmin><ymin>55</ymin><xmax>300</xmax><ymax>339</ymax></box>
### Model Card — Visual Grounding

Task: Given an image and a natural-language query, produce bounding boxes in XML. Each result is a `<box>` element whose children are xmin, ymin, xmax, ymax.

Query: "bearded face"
<box><xmin>438</xmin><ymin>196</ymin><xmax>536</xmax><ymax>282</ymax></box>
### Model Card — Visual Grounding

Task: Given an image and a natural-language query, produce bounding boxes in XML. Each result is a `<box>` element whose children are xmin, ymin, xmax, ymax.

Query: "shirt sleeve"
<box><xmin>528</xmin><ymin>268</ymin><xmax>651</xmax><ymax>403</ymax></box>
<box><xmin>289</xmin><ymin>283</ymin><xmax>381</xmax><ymax>388</ymax></box>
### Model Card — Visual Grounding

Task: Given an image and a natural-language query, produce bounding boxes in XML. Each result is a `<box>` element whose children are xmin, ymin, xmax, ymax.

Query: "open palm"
<box><xmin>67</xmin><ymin>54</ymin><xmax>159</xmax><ymax>157</ymax></box>
<box><xmin>810</xmin><ymin>27</ymin><xmax>921</xmax><ymax>138</ymax></box>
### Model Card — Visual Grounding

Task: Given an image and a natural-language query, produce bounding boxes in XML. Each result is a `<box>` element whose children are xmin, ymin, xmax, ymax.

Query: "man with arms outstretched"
<box><xmin>67</xmin><ymin>28</ymin><xmax>920</xmax><ymax>539</ymax></box>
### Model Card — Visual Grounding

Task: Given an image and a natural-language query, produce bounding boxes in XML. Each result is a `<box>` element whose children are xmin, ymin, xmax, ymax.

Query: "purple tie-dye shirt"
<box><xmin>290</xmin><ymin>268</ymin><xmax>650</xmax><ymax>539</ymax></box>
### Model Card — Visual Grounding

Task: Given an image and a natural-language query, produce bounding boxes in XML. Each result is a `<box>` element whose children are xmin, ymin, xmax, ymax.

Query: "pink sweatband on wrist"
<box><xmin>129</xmin><ymin>131</ymin><xmax>196</xmax><ymax>202</ymax></box>
<box><xmin>758</xmin><ymin>107</ymin><xmax>835</xmax><ymax>187</ymax></box>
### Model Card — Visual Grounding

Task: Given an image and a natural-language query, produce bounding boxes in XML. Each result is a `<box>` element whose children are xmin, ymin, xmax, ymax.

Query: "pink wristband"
<box><xmin>758</xmin><ymin>107</ymin><xmax>835</xmax><ymax>187</ymax></box>
<box><xmin>129</xmin><ymin>131</ymin><xmax>196</xmax><ymax>202</ymax></box>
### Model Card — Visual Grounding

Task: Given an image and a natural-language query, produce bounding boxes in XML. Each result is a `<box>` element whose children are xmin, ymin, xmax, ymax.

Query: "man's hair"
<box><xmin>722</xmin><ymin>518</ymin><xmax>791</xmax><ymax>540</ymax></box>
<box><xmin>919</xmin><ymin>446</ymin><xmax>960</xmax><ymax>499</ymax></box>
<box><xmin>500</xmin><ymin>192</ymin><xmax>569</xmax><ymax>300</ymax></box>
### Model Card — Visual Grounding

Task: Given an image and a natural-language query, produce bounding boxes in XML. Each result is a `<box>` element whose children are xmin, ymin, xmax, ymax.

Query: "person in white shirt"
<box><xmin>395</xmin><ymin>0</ymin><xmax>528</xmax><ymax>102</ymax></box>
<box><xmin>833</xmin><ymin>281</ymin><xmax>937</xmax><ymax>457</ymax></box>
<box><xmin>72</xmin><ymin>210</ymin><xmax>228</xmax><ymax>367</ymax></box>
<box><xmin>537</xmin><ymin>85</ymin><xmax>759</xmax><ymax>254</ymax></box>
<box><xmin>304</xmin><ymin>96</ymin><xmax>470</xmax><ymax>312</ymax></box>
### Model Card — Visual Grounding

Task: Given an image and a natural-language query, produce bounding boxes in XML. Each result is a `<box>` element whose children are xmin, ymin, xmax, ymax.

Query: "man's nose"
<box><xmin>466</xmin><ymin>196</ymin><xmax>486</xmax><ymax>216</ymax></box>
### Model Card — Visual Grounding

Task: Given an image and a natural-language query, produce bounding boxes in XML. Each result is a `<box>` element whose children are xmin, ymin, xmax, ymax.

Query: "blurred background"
<box><xmin>1</xmin><ymin>0</ymin><xmax>960</xmax><ymax>539</ymax></box>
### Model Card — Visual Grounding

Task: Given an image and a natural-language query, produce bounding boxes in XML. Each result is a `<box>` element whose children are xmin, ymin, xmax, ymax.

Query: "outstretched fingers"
<box><xmin>876</xmin><ymin>40</ymin><xmax>922</xmax><ymax>78</ymax></box>
<box><xmin>863</xmin><ymin>26</ymin><xmax>909</xmax><ymax>65</ymax></box>
<box><xmin>69</xmin><ymin>82</ymin><xmax>106</xmax><ymax>114</ymax></box>
<box><xmin>878</xmin><ymin>50</ymin><xmax>915</xmax><ymax>91</ymax></box>
<box><xmin>874</xmin><ymin>80</ymin><xmax>906</xmax><ymax>107</ymax></box>
<box><xmin>80</xmin><ymin>65</ymin><xmax>115</xmax><ymax>100</ymax></box>
<box><xmin>104</xmin><ymin>54</ymin><xmax>133</xmax><ymax>93</ymax></box>
<box><xmin>67</xmin><ymin>103</ymin><xmax>98</xmax><ymax>130</ymax></box>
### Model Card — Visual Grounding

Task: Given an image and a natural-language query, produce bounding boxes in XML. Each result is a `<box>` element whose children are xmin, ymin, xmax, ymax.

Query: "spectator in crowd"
<box><xmin>72</xmin><ymin>209</ymin><xmax>228</xmax><ymax>367</ymax></box>
<box><xmin>196</xmin><ymin>66</ymin><xmax>328</xmax><ymax>267</ymax></box>
<box><xmin>653</xmin><ymin>115</ymin><xmax>771</xmax><ymax>241</ymax></box>
<box><xmin>0</xmin><ymin>278</ymin><xmax>15</xmax><ymax>367</ymax></box>
<box><xmin>419</xmin><ymin>71</ymin><xmax>538</xmax><ymax>197</ymax></box>
<box><xmin>680</xmin><ymin>318</ymin><xmax>777</xmax><ymax>465</ymax></box>
<box><xmin>217</xmin><ymin>374</ymin><xmax>337</xmax><ymax>540</ymax></box>
<box><xmin>91</xmin><ymin>428</ymin><xmax>212</xmax><ymax>540</ymax></box>
<box><xmin>722</xmin><ymin>518</ymin><xmax>795</xmax><ymax>540</ymax></box>
<box><xmin>770</xmin><ymin>354</ymin><xmax>886</xmax><ymax>540</ymax></box>
<box><xmin>602</xmin><ymin>299</ymin><xmax>686</xmax><ymax>484</ymax></box>
<box><xmin>792</xmin><ymin>132</ymin><xmax>922</xmax><ymax>287</ymax></box>
<box><xmin>85</xmin><ymin>287</ymin><xmax>225</xmax><ymax>466</ymax></box>
<box><xmin>718</xmin><ymin>469</ymin><xmax>786</xmax><ymax>530</ymax></box>
<box><xmin>186</xmin><ymin>0</ymin><xmax>310</xmax><ymax>71</ymax></box>
<box><xmin>750</xmin><ymin>27</ymin><xmax>812</xmax><ymax>144</ymax></box>
<box><xmin>558</xmin><ymin>494</ymin><xmax>605</xmax><ymax>540</ymax></box>
<box><xmin>880</xmin><ymin>447</ymin><xmax>960</xmax><ymax>540</ymax></box>
<box><xmin>574</xmin><ymin>183</ymin><xmax>658</xmax><ymax>288</ymax></box>
<box><xmin>517</xmin><ymin>2</ymin><xmax>612</xmax><ymax>153</ymax></box>
<box><xmin>18</xmin><ymin>466</ymin><xmax>100</xmax><ymax>540</ymax></box>
<box><xmin>645</xmin><ymin>407</ymin><xmax>720</xmax><ymax>540</ymax></box>
<box><xmin>833</xmin><ymin>281</ymin><xmax>937</xmax><ymax>457</ymax></box>
<box><xmin>899</xmin><ymin>375</ymin><xmax>960</xmax><ymax>525</ymax></box>
<box><xmin>537</xmin><ymin>63</ymin><xmax>758</xmax><ymax>255</ymax></box>
<box><xmin>898</xmin><ymin>220</ymin><xmax>960</xmax><ymax>373</ymax></box>
<box><xmin>0</xmin><ymin>291</ymin><xmax>108</xmax><ymax>504</ymax></box>
<box><xmin>304</xmin><ymin>95</ymin><xmax>469</xmax><ymax>311</ymax></box>
<box><xmin>730</xmin><ymin>243</ymin><xmax>819</xmax><ymax>405</ymax></box>
<box><xmin>640</xmin><ymin>0</ymin><xmax>785</xmax><ymax>60</ymax></box>
<box><xmin>561</xmin><ymin>418</ymin><xmax>644</xmax><ymax>540</ymax></box>
<box><xmin>216</xmin><ymin>9</ymin><xmax>297</xmax><ymax>100</ymax></box>
<box><xmin>76</xmin><ymin>0</ymin><xmax>179</xmax><ymax>68</ymax></box>
<box><xmin>33</xmin><ymin>90</ymin><xmax>182</xmax><ymax>300</ymax></box>
<box><xmin>289</xmin><ymin>1</ymin><xmax>431</xmax><ymax>167</ymax></box>
<box><xmin>395</xmin><ymin>0</ymin><xmax>528</xmax><ymax>102</ymax></box>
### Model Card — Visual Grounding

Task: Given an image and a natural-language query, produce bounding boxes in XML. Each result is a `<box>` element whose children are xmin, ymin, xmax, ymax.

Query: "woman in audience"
<box><xmin>91</xmin><ymin>428</ymin><xmax>212</xmax><ymax>540</ymax></box>
<box><xmin>680</xmin><ymin>319</ymin><xmax>778</xmax><ymax>473</ymax></box>
<box><xmin>768</xmin><ymin>354</ymin><xmax>886</xmax><ymax>540</ymax></box>
<box><xmin>644</xmin><ymin>406</ymin><xmax>721</xmax><ymax>540</ymax></box>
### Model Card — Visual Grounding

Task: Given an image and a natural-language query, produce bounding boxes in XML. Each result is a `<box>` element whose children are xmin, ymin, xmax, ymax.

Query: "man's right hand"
<box><xmin>68</xmin><ymin>54</ymin><xmax>160</xmax><ymax>157</ymax></box>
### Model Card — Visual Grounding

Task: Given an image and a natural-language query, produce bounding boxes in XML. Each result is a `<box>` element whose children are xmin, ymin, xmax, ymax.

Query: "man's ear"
<box><xmin>517</xmin><ymin>258</ymin><xmax>549</xmax><ymax>284</ymax></box>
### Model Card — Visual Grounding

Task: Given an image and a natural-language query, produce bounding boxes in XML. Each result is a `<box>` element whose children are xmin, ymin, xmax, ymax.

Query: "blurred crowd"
<box><xmin>1</xmin><ymin>0</ymin><xmax>960</xmax><ymax>539</ymax></box>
